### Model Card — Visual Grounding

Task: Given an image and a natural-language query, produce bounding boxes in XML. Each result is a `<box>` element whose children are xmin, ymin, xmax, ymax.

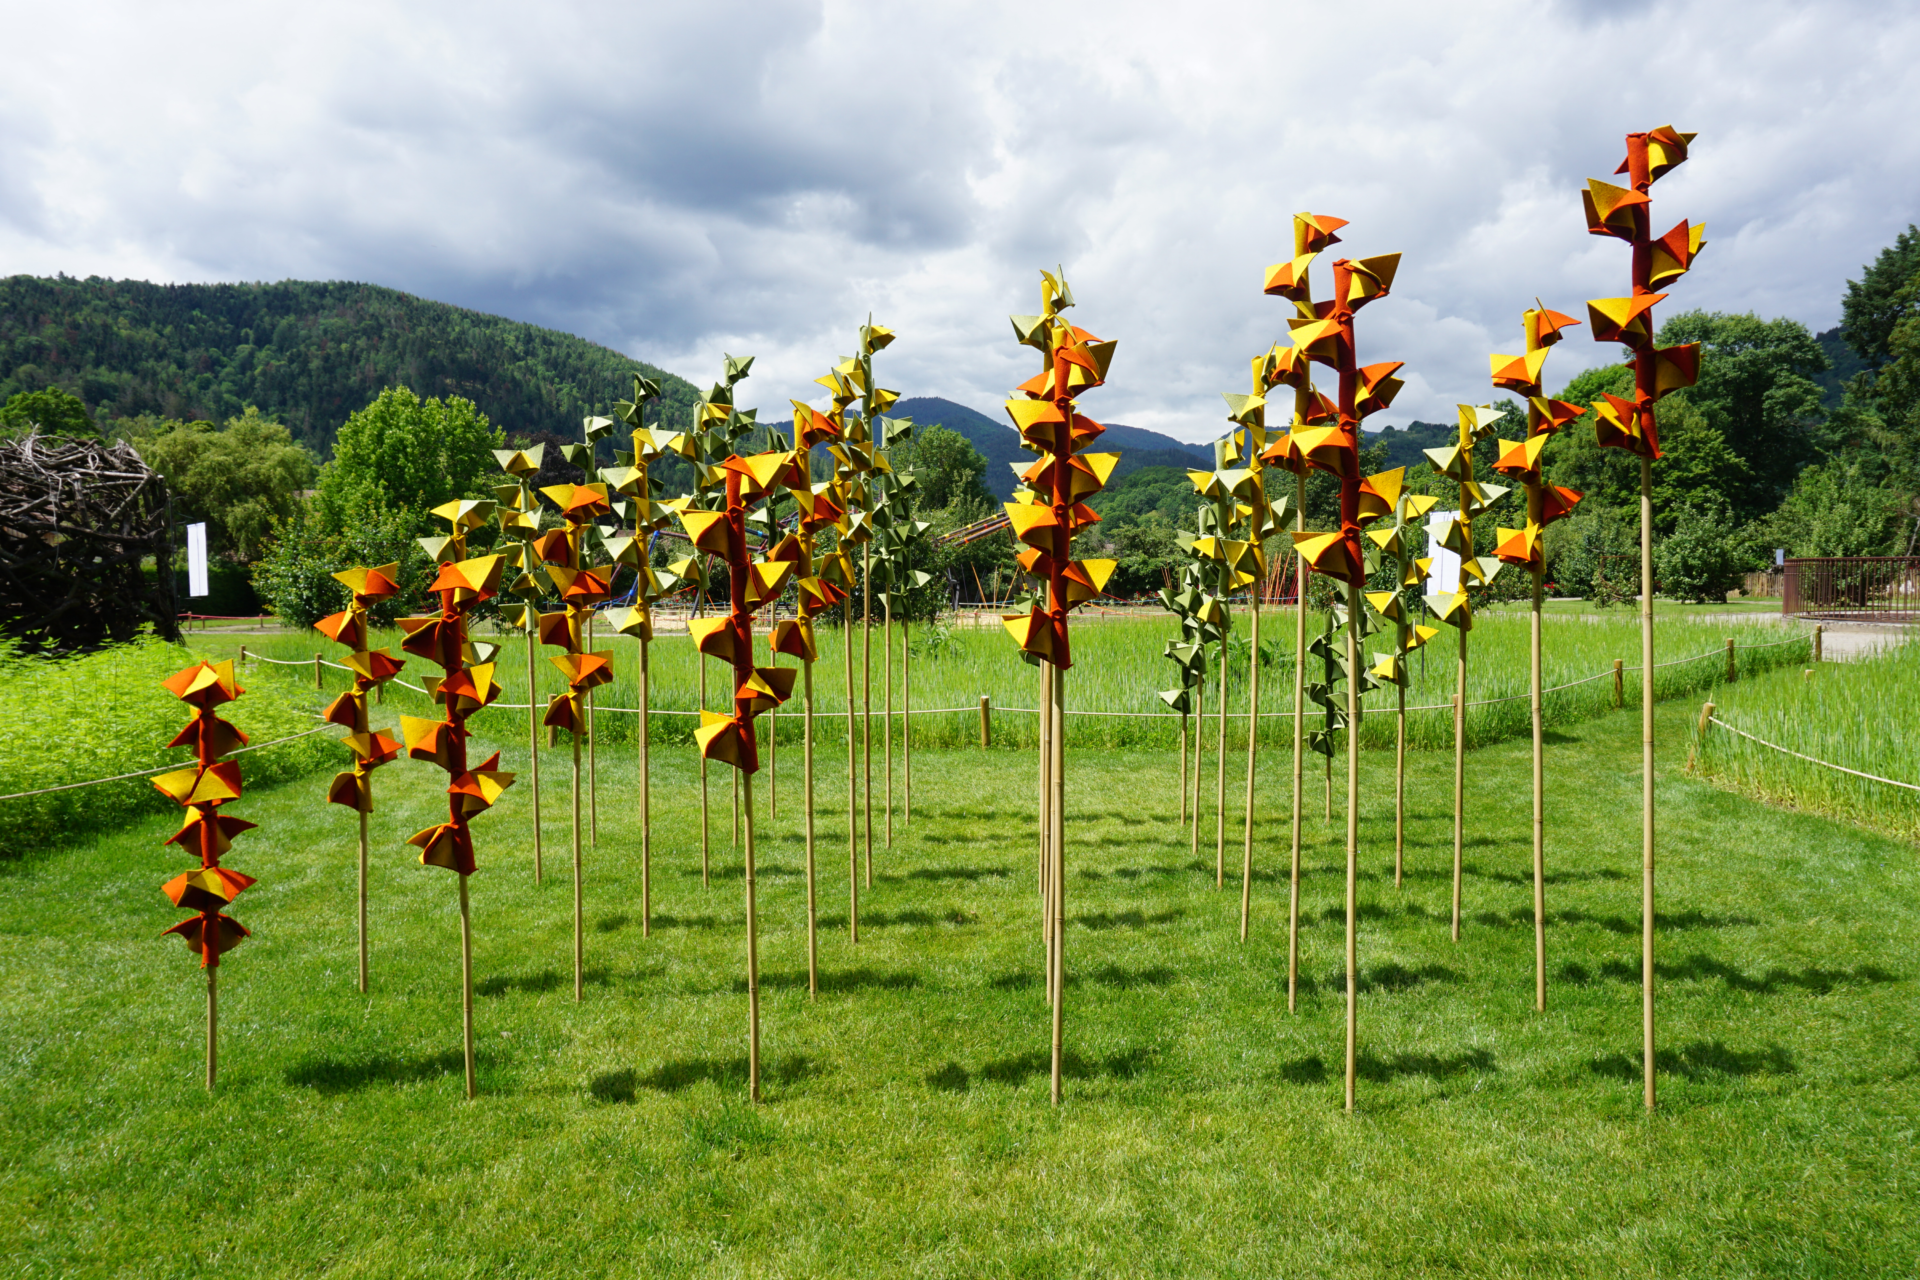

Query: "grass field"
<box><xmin>4</xmin><ymin>686</ymin><xmax>1917</xmax><ymax>1275</ymax></box>
<box><xmin>196</xmin><ymin>608</ymin><xmax>1810</xmax><ymax>755</ymax></box>
<box><xmin>1693</xmin><ymin>640</ymin><xmax>1919</xmax><ymax>841</ymax></box>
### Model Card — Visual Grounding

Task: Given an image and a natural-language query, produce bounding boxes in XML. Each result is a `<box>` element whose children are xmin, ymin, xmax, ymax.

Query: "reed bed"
<box><xmin>216</xmin><ymin>608</ymin><xmax>1809</xmax><ymax>753</ymax></box>
<box><xmin>1693</xmin><ymin>640</ymin><xmax>1919</xmax><ymax>841</ymax></box>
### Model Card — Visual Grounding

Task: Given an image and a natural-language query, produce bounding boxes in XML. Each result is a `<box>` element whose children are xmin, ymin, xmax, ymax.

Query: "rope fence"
<box><xmin>0</xmin><ymin>724</ymin><xmax>334</xmax><ymax>803</ymax></box>
<box><xmin>1705</xmin><ymin>714</ymin><xmax>1920</xmax><ymax>794</ymax></box>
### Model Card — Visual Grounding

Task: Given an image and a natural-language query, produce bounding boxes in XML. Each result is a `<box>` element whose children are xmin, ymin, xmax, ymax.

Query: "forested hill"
<box><xmin>0</xmin><ymin>276</ymin><xmax>699</xmax><ymax>454</ymax></box>
<box><xmin>893</xmin><ymin>396</ymin><xmax>1214</xmax><ymax>500</ymax></box>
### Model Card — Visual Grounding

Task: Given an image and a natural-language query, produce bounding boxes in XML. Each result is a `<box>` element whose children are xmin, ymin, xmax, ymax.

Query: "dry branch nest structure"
<box><xmin>0</xmin><ymin>431</ymin><xmax>177</xmax><ymax>649</ymax></box>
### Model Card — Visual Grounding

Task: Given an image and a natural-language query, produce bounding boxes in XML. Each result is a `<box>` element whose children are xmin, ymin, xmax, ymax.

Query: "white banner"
<box><xmin>186</xmin><ymin>522</ymin><xmax>209</xmax><ymax>599</ymax></box>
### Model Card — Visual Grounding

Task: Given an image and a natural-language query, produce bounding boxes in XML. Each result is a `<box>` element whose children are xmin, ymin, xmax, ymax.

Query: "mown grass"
<box><xmin>1693</xmin><ymin>640</ymin><xmax>1919</xmax><ymax>841</ymax></box>
<box><xmin>3</xmin><ymin>692</ymin><xmax>1918</xmax><ymax>1276</ymax></box>
<box><xmin>199</xmin><ymin>607</ymin><xmax>1808</xmax><ymax>755</ymax></box>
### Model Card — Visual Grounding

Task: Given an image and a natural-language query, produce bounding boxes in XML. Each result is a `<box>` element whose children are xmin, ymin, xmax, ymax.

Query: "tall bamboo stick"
<box><xmin>1191</xmin><ymin>670</ymin><xmax>1203</xmax><ymax>864</ymax></box>
<box><xmin>572</xmin><ymin>727</ymin><xmax>583</xmax><ymax>1001</ymax></box>
<box><xmin>1344</xmin><ymin>579</ymin><xmax>1361</xmax><ymax>1112</ymax></box>
<box><xmin>527</xmin><ymin>629</ymin><xmax>542</xmax><ymax>884</ymax></box>
<box><xmin>206</xmin><ymin>967</ymin><xmax>216</xmax><ymax>1092</ymax></box>
<box><xmin>884</xmin><ymin>590</ymin><xmax>894</xmax><ymax>849</ymax></box>
<box><xmin>1049</xmin><ymin>665</ymin><xmax>1066</xmax><ymax>1108</ymax></box>
<box><xmin>357</xmin><ymin>808</ymin><xmax>369</xmax><ymax>992</ymax></box>
<box><xmin>1531</xmin><ymin>561</ymin><xmax>1546</xmax><ymax>1009</ymax></box>
<box><xmin>863</xmin><ymin>544</ymin><xmax>873</xmax><ymax>887</ymax></box>
<box><xmin>804</xmin><ymin>658</ymin><xmax>817</xmax><ymax>997</ymax></box>
<box><xmin>1641</xmin><ymin>454</ymin><xmax>1656</xmax><ymax>1110</ymax></box>
<box><xmin>744</xmin><ymin>768</ymin><xmax>762</xmax><ymax>1104</ymax></box>
<box><xmin>588</xmin><ymin>612</ymin><xmax>598</xmax><ymax>847</ymax></box>
<box><xmin>904</xmin><ymin>615</ymin><xmax>913</xmax><ymax>825</ymax></box>
<box><xmin>1452</xmin><ymin>631</ymin><xmax>1466</xmax><ymax>943</ymax></box>
<box><xmin>1214</xmin><ymin>632</ymin><xmax>1228</xmax><ymax>889</ymax></box>
<box><xmin>1239</xmin><ymin>593</ymin><xmax>1261</xmax><ymax>940</ymax></box>
<box><xmin>1289</xmin><ymin>478</ymin><xmax>1307</xmax><ymax>1012</ymax></box>
<box><xmin>846</xmin><ymin>595</ymin><xmax>859</xmax><ymax>942</ymax></box>
<box><xmin>459</xmin><ymin>873</ymin><xmax>475</xmax><ymax>1099</ymax></box>
<box><xmin>641</xmin><ymin>634</ymin><xmax>651</xmax><ymax>936</ymax></box>
<box><xmin>700</xmin><ymin>653</ymin><xmax>710</xmax><ymax>888</ymax></box>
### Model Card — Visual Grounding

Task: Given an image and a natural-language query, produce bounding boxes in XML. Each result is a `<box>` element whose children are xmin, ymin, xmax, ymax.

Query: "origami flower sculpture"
<box><xmin>313</xmin><ymin>562</ymin><xmax>406</xmax><ymax>990</ymax></box>
<box><xmin>1582</xmin><ymin>124</ymin><xmax>1705</xmax><ymax>1111</ymax></box>
<box><xmin>1001</xmin><ymin>267</ymin><xmax>1120</xmax><ymax>1107</ymax></box>
<box><xmin>154</xmin><ymin>658</ymin><xmax>256</xmax><ymax>1088</ymax></box>
<box><xmin>1258</xmin><ymin>210</ymin><xmax>1347</xmax><ymax>1013</ymax></box>
<box><xmin>1268</xmin><ymin>236</ymin><xmax>1405</xmax><ymax>1113</ymax></box>
<box><xmin>1491</xmin><ymin>310</ymin><xmax>1588</xmax><ymax>571</ymax></box>
<box><xmin>492</xmin><ymin>443</ymin><xmax>552</xmax><ymax>881</ymax></box>
<box><xmin>396</xmin><ymin>509</ymin><xmax>513</xmax><ymax>1099</ymax></box>
<box><xmin>677</xmin><ymin>443</ymin><xmax>807</xmax><ymax>1102</ymax></box>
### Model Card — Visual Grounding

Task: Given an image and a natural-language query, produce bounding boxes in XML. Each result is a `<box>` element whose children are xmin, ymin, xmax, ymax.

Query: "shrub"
<box><xmin>1656</xmin><ymin>498</ymin><xmax>1759</xmax><ymax>603</ymax></box>
<box><xmin>251</xmin><ymin>504</ymin><xmax>433</xmax><ymax>629</ymax></box>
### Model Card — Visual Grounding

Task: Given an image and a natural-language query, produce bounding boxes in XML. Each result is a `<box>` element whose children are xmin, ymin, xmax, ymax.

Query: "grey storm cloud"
<box><xmin>2</xmin><ymin>0</ymin><xmax>1916</xmax><ymax>439</ymax></box>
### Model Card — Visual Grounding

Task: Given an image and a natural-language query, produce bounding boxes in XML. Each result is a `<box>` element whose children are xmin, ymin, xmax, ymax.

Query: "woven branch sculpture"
<box><xmin>1001</xmin><ymin>268</ymin><xmax>1119</xmax><ymax>1107</ymax></box>
<box><xmin>1582</xmin><ymin>124</ymin><xmax>1705</xmax><ymax>1110</ymax></box>
<box><xmin>314</xmin><ymin>565</ymin><xmax>406</xmax><ymax>991</ymax></box>
<box><xmin>155</xmin><ymin>659</ymin><xmax>255</xmax><ymax>1091</ymax></box>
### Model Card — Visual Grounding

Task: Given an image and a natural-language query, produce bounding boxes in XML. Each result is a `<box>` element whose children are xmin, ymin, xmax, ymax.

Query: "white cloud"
<box><xmin>2</xmin><ymin>0</ymin><xmax>1915</xmax><ymax>439</ymax></box>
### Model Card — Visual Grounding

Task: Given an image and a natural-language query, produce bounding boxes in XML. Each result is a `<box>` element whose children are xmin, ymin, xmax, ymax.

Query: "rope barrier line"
<box><xmin>0</xmin><ymin>724</ymin><xmax>335</xmax><ymax>802</ymax></box>
<box><xmin>1706</xmin><ymin>715</ymin><xmax>1920</xmax><ymax>794</ymax></box>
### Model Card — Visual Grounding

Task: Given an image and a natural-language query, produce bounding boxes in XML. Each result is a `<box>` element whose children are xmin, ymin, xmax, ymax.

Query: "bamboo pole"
<box><xmin>846</xmin><ymin>595</ymin><xmax>858</xmax><ymax>943</ymax></box>
<box><xmin>1179</xmin><ymin>711</ymin><xmax>1189</xmax><ymax>827</ymax></box>
<box><xmin>1288</xmin><ymin>479</ymin><xmax>1307</xmax><ymax>1013</ymax></box>
<box><xmin>1451</xmin><ymin>628</ymin><xmax>1467</xmax><ymax>943</ymax></box>
<box><xmin>743</xmin><ymin>769</ymin><xmax>762</xmax><ymax>1104</ymax></box>
<box><xmin>1239</xmin><ymin>593</ymin><xmax>1260</xmax><ymax>940</ymax></box>
<box><xmin>588</xmin><ymin>613</ymin><xmax>598</xmax><ymax>847</ymax></box>
<box><xmin>769</xmin><ymin>700</ymin><xmax>777</xmax><ymax>821</ymax></box>
<box><xmin>1049</xmin><ymin>663</ymin><xmax>1066</xmax><ymax>1108</ymax></box>
<box><xmin>863</xmin><ymin>545</ymin><xmax>873</xmax><ymax>888</ymax></box>
<box><xmin>1641</xmin><ymin>455</ymin><xmax>1656</xmax><ymax>1111</ymax></box>
<box><xmin>884</xmin><ymin>590</ymin><xmax>894</xmax><ymax>848</ymax></box>
<box><xmin>904</xmin><ymin>615</ymin><xmax>913</xmax><ymax>825</ymax></box>
<box><xmin>1215</xmin><ymin>634</ymin><xmax>1228</xmax><ymax>889</ymax></box>
<box><xmin>206</xmin><ymin>966</ymin><xmax>217</xmax><ymax>1092</ymax></box>
<box><xmin>1532</xmin><ymin>562</ymin><xmax>1546</xmax><ymax>1011</ymax></box>
<box><xmin>1191</xmin><ymin>670</ymin><xmax>1203</xmax><ymax>865</ymax></box>
<box><xmin>700</xmin><ymin>655</ymin><xmax>710</xmax><ymax>888</ymax></box>
<box><xmin>459</xmin><ymin>873</ymin><xmax>475</xmax><ymax>1100</ymax></box>
<box><xmin>357</xmin><ymin>808</ymin><xmax>369</xmax><ymax>993</ymax></box>
<box><xmin>641</xmin><ymin>635</ymin><xmax>651</xmax><ymax>937</ymax></box>
<box><xmin>804</xmin><ymin>658</ymin><xmax>817</xmax><ymax>999</ymax></box>
<box><xmin>1344</xmin><ymin>580</ymin><xmax>1361</xmax><ymax>1112</ymax></box>
<box><xmin>1394</xmin><ymin>679</ymin><xmax>1406</xmax><ymax>887</ymax></box>
<box><xmin>527</xmin><ymin>629</ymin><xmax>542</xmax><ymax>884</ymax></box>
<box><xmin>572</xmin><ymin>727</ymin><xmax>584</xmax><ymax>1001</ymax></box>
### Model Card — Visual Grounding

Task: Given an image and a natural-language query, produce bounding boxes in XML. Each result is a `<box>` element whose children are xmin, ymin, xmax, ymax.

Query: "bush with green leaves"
<box><xmin>0</xmin><ymin>631</ymin><xmax>336</xmax><ymax>855</ymax></box>
<box><xmin>1655</xmin><ymin>498</ymin><xmax>1759</xmax><ymax>604</ymax></box>
<box><xmin>251</xmin><ymin>505</ymin><xmax>433</xmax><ymax>629</ymax></box>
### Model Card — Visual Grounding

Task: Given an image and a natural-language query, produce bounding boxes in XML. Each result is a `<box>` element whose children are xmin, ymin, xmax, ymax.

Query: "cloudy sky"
<box><xmin>3</xmin><ymin>0</ymin><xmax>1916</xmax><ymax>440</ymax></box>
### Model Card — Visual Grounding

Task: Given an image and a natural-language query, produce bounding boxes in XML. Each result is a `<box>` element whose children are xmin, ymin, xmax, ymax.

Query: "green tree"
<box><xmin>251</xmin><ymin>504</ymin><xmax>434</xmax><ymax>629</ymax></box>
<box><xmin>129</xmin><ymin>409</ymin><xmax>316</xmax><ymax>560</ymax></box>
<box><xmin>1762</xmin><ymin>459</ymin><xmax>1905</xmax><ymax>558</ymax></box>
<box><xmin>1655</xmin><ymin>498</ymin><xmax>1757</xmax><ymax>603</ymax></box>
<box><xmin>1654</xmin><ymin>311</ymin><xmax>1826</xmax><ymax>516</ymax></box>
<box><xmin>1545</xmin><ymin>368</ymin><xmax>1747</xmax><ymax>529</ymax></box>
<box><xmin>312</xmin><ymin>387</ymin><xmax>503</xmax><ymax>534</ymax></box>
<box><xmin>1840</xmin><ymin>225</ymin><xmax>1920</xmax><ymax>367</ymax></box>
<box><xmin>0</xmin><ymin>387</ymin><xmax>96</xmax><ymax>438</ymax></box>
<box><xmin>903</xmin><ymin>425</ymin><xmax>993</xmax><ymax>513</ymax></box>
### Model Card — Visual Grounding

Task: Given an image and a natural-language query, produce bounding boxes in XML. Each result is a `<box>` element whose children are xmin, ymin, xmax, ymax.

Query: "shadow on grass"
<box><xmin>929</xmin><ymin>1046</ymin><xmax>1153</xmax><ymax>1091</ymax></box>
<box><xmin>1075</xmin><ymin>908</ymin><xmax>1186</xmax><ymax>931</ymax></box>
<box><xmin>1561</xmin><ymin>954</ymin><xmax>1900</xmax><ymax>995</ymax></box>
<box><xmin>733</xmin><ymin>967</ymin><xmax>921</xmax><ymax>994</ymax></box>
<box><xmin>817</xmin><ymin>908</ymin><xmax>977</xmax><ymax>929</ymax></box>
<box><xmin>1275</xmin><ymin>1048</ymin><xmax>1497</xmax><ymax>1084</ymax></box>
<box><xmin>901</xmin><ymin>865</ymin><xmax>1011</xmax><ymax>882</ymax></box>
<box><xmin>590</xmin><ymin>1054</ymin><xmax>820</xmax><ymax>1102</ymax></box>
<box><xmin>476</xmin><ymin>967</ymin><xmax>612</xmax><ymax>997</ymax></box>
<box><xmin>286</xmin><ymin>1049</ymin><xmax>483</xmax><ymax>1094</ymax></box>
<box><xmin>1551</xmin><ymin>908</ymin><xmax>1760</xmax><ymax>935</ymax></box>
<box><xmin>1588</xmin><ymin>1040</ymin><xmax>1796</xmax><ymax>1081</ymax></box>
<box><xmin>988</xmin><ymin>964</ymin><xmax>1176</xmax><ymax>991</ymax></box>
<box><xmin>651</xmin><ymin>913</ymin><xmax>721</xmax><ymax>931</ymax></box>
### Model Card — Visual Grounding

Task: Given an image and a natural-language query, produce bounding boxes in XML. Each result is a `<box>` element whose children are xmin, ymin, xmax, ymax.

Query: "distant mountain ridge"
<box><xmin>891</xmin><ymin>396</ymin><xmax>1214</xmax><ymax>500</ymax></box>
<box><xmin>0</xmin><ymin>275</ymin><xmax>697</xmax><ymax>454</ymax></box>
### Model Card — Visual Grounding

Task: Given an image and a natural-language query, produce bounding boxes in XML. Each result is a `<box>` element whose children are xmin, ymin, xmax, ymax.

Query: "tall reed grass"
<box><xmin>1693</xmin><ymin>640</ymin><xmax>1919</xmax><ymax>841</ymax></box>
<box><xmin>219</xmin><ymin>608</ymin><xmax>1809</xmax><ymax>753</ymax></box>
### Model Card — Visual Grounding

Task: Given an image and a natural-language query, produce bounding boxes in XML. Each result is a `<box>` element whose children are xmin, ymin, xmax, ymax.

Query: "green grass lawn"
<box><xmin>4</xmin><ymin>695</ymin><xmax>1916</xmax><ymax>1276</ymax></box>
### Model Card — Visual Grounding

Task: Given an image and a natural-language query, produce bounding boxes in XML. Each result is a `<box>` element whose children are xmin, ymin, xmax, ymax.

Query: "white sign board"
<box><xmin>1425</xmin><ymin>510</ymin><xmax>1461</xmax><ymax>595</ymax></box>
<box><xmin>186</xmin><ymin>522</ymin><xmax>209</xmax><ymax>599</ymax></box>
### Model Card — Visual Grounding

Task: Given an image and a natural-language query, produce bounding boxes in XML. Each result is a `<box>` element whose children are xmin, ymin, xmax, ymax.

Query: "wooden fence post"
<box><xmin>1725</xmin><ymin>637</ymin><xmax>1736</xmax><ymax>683</ymax></box>
<box><xmin>1687</xmin><ymin>699</ymin><xmax>1715</xmax><ymax>772</ymax></box>
<box><xmin>238</xmin><ymin>645</ymin><xmax>247</xmax><ymax>667</ymax></box>
<box><xmin>1814</xmin><ymin>624</ymin><xmax>1823</xmax><ymax>663</ymax></box>
<box><xmin>1613</xmin><ymin>658</ymin><xmax>1624</xmax><ymax>708</ymax></box>
<box><xmin>979</xmin><ymin>695</ymin><xmax>991</xmax><ymax>749</ymax></box>
<box><xmin>314</xmin><ymin>652</ymin><xmax>323</xmax><ymax>689</ymax></box>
